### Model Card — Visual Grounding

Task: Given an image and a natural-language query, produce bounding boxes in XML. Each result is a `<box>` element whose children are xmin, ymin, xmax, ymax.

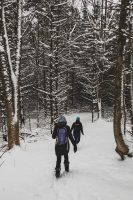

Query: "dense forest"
<box><xmin>0</xmin><ymin>0</ymin><xmax>133</xmax><ymax>156</ymax></box>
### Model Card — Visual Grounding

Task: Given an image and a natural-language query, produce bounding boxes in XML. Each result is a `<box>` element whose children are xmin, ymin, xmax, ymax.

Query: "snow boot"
<box><xmin>55</xmin><ymin>167</ymin><xmax>61</xmax><ymax>178</ymax></box>
<box><xmin>64</xmin><ymin>162</ymin><xmax>69</xmax><ymax>172</ymax></box>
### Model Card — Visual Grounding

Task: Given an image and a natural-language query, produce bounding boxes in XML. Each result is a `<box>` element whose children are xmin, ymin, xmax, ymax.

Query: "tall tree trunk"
<box><xmin>43</xmin><ymin>65</ymin><xmax>47</xmax><ymax>118</ymax></box>
<box><xmin>113</xmin><ymin>0</ymin><xmax>130</xmax><ymax>158</ymax></box>
<box><xmin>49</xmin><ymin>5</ymin><xmax>54</xmax><ymax>127</ymax></box>
<box><xmin>36</xmin><ymin>19</ymin><xmax>40</xmax><ymax>128</ymax></box>
<box><xmin>0</xmin><ymin>0</ymin><xmax>22</xmax><ymax>149</ymax></box>
<box><xmin>122</xmin><ymin>72</ymin><xmax>126</xmax><ymax>135</ymax></box>
<box><xmin>131</xmin><ymin>71</ymin><xmax>133</xmax><ymax>134</ymax></box>
<box><xmin>128</xmin><ymin>3</ymin><xmax>133</xmax><ymax>134</ymax></box>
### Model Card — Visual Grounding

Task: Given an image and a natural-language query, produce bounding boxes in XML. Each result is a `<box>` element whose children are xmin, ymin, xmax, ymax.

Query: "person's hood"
<box><xmin>57</xmin><ymin>116</ymin><xmax>67</xmax><ymax>124</ymax></box>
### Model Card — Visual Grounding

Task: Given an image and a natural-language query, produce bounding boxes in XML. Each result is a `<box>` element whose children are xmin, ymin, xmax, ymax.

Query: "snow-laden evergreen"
<box><xmin>0</xmin><ymin>113</ymin><xmax>133</xmax><ymax>200</ymax></box>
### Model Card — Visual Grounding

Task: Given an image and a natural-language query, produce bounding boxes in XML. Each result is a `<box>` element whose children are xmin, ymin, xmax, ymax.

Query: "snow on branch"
<box><xmin>32</xmin><ymin>87</ymin><xmax>52</xmax><ymax>96</ymax></box>
<box><xmin>69</xmin><ymin>24</ymin><xmax>77</xmax><ymax>38</ymax></box>
<box><xmin>54</xmin><ymin>2</ymin><xmax>68</xmax><ymax>7</ymax></box>
<box><xmin>53</xmin><ymin>18</ymin><xmax>67</xmax><ymax>25</ymax></box>
<box><xmin>0</xmin><ymin>44</ymin><xmax>4</xmax><ymax>52</ymax></box>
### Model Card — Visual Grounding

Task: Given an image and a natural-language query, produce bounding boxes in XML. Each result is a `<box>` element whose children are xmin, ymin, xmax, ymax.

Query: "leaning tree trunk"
<box><xmin>113</xmin><ymin>0</ymin><xmax>130</xmax><ymax>157</ymax></box>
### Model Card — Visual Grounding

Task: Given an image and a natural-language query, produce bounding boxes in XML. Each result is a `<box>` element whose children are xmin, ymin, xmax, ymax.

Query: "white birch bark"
<box><xmin>2</xmin><ymin>0</ymin><xmax>22</xmax><ymax>124</ymax></box>
<box><xmin>14</xmin><ymin>0</ymin><xmax>22</xmax><ymax>123</ymax></box>
<box><xmin>98</xmin><ymin>98</ymin><xmax>101</xmax><ymax>118</ymax></box>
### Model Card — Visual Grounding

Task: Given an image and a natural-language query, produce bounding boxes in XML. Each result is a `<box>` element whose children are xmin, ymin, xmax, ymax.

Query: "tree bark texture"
<box><xmin>0</xmin><ymin>0</ymin><xmax>21</xmax><ymax>149</ymax></box>
<box><xmin>113</xmin><ymin>0</ymin><xmax>130</xmax><ymax>156</ymax></box>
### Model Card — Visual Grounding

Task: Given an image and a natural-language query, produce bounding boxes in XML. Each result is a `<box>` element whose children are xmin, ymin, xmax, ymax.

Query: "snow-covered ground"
<box><xmin>0</xmin><ymin>113</ymin><xmax>133</xmax><ymax>200</ymax></box>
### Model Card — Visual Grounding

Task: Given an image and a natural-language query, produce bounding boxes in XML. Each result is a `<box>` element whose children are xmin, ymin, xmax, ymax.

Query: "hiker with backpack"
<box><xmin>52</xmin><ymin>115</ymin><xmax>77</xmax><ymax>178</ymax></box>
<box><xmin>71</xmin><ymin>116</ymin><xmax>84</xmax><ymax>144</ymax></box>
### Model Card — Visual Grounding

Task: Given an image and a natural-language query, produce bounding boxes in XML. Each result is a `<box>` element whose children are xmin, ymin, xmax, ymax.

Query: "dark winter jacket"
<box><xmin>52</xmin><ymin>123</ymin><xmax>76</xmax><ymax>155</ymax></box>
<box><xmin>71</xmin><ymin>120</ymin><xmax>84</xmax><ymax>135</ymax></box>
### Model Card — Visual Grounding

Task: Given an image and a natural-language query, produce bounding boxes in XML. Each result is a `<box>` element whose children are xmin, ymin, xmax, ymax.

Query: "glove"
<box><xmin>74</xmin><ymin>145</ymin><xmax>77</xmax><ymax>153</ymax></box>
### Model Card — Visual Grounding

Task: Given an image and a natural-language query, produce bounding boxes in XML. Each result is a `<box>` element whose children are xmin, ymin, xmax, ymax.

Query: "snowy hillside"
<box><xmin>0</xmin><ymin>113</ymin><xmax>133</xmax><ymax>200</ymax></box>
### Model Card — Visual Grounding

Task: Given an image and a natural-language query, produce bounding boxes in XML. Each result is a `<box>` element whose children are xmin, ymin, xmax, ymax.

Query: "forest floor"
<box><xmin>0</xmin><ymin>112</ymin><xmax>133</xmax><ymax>200</ymax></box>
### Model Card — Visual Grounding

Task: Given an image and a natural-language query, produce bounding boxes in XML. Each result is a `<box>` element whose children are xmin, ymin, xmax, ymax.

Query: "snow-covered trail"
<box><xmin>0</xmin><ymin>113</ymin><xmax>133</xmax><ymax>200</ymax></box>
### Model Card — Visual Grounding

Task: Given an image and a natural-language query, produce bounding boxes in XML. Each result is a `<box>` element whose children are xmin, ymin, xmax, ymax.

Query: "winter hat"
<box><xmin>57</xmin><ymin>115</ymin><xmax>67</xmax><ymax>124</ymax></box>
<box><xmin>76</xmin><ymin>116</ymin><xmax>80</xmax><ymax>121</ymax></box>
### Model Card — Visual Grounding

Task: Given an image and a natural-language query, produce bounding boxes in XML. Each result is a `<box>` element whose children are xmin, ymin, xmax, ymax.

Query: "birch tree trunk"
<box><xmin>113</xmin><ymin>0</ymin><xmax>130</xmax><ymax>158</ymax></box>
<box><xmin>0</xmin><ymin>0</ymin><xmax>22</xmax><ymax>149</ymax></box>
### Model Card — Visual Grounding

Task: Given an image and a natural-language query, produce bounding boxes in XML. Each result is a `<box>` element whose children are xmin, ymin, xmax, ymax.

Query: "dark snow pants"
<box><xmin>56</xmin><ymin>153</ymin><xmax>69</xmax><ymax>169</ymax></box>
<box><xmin>73</xmin><ymin>132</ymin><xmax>80</xmax><ymax>144</ymax></box>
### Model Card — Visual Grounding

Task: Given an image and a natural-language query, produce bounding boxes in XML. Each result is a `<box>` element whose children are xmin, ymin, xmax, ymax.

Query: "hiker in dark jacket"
<box><xmin>52</xmin><ymin>115</ymin><xmax>77</xmax><ymax>177</ymax></box>
<box><xmin>71</xmin><ymin>116</ymin><xmax>84</xmax><ymax>144</ymax></box>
